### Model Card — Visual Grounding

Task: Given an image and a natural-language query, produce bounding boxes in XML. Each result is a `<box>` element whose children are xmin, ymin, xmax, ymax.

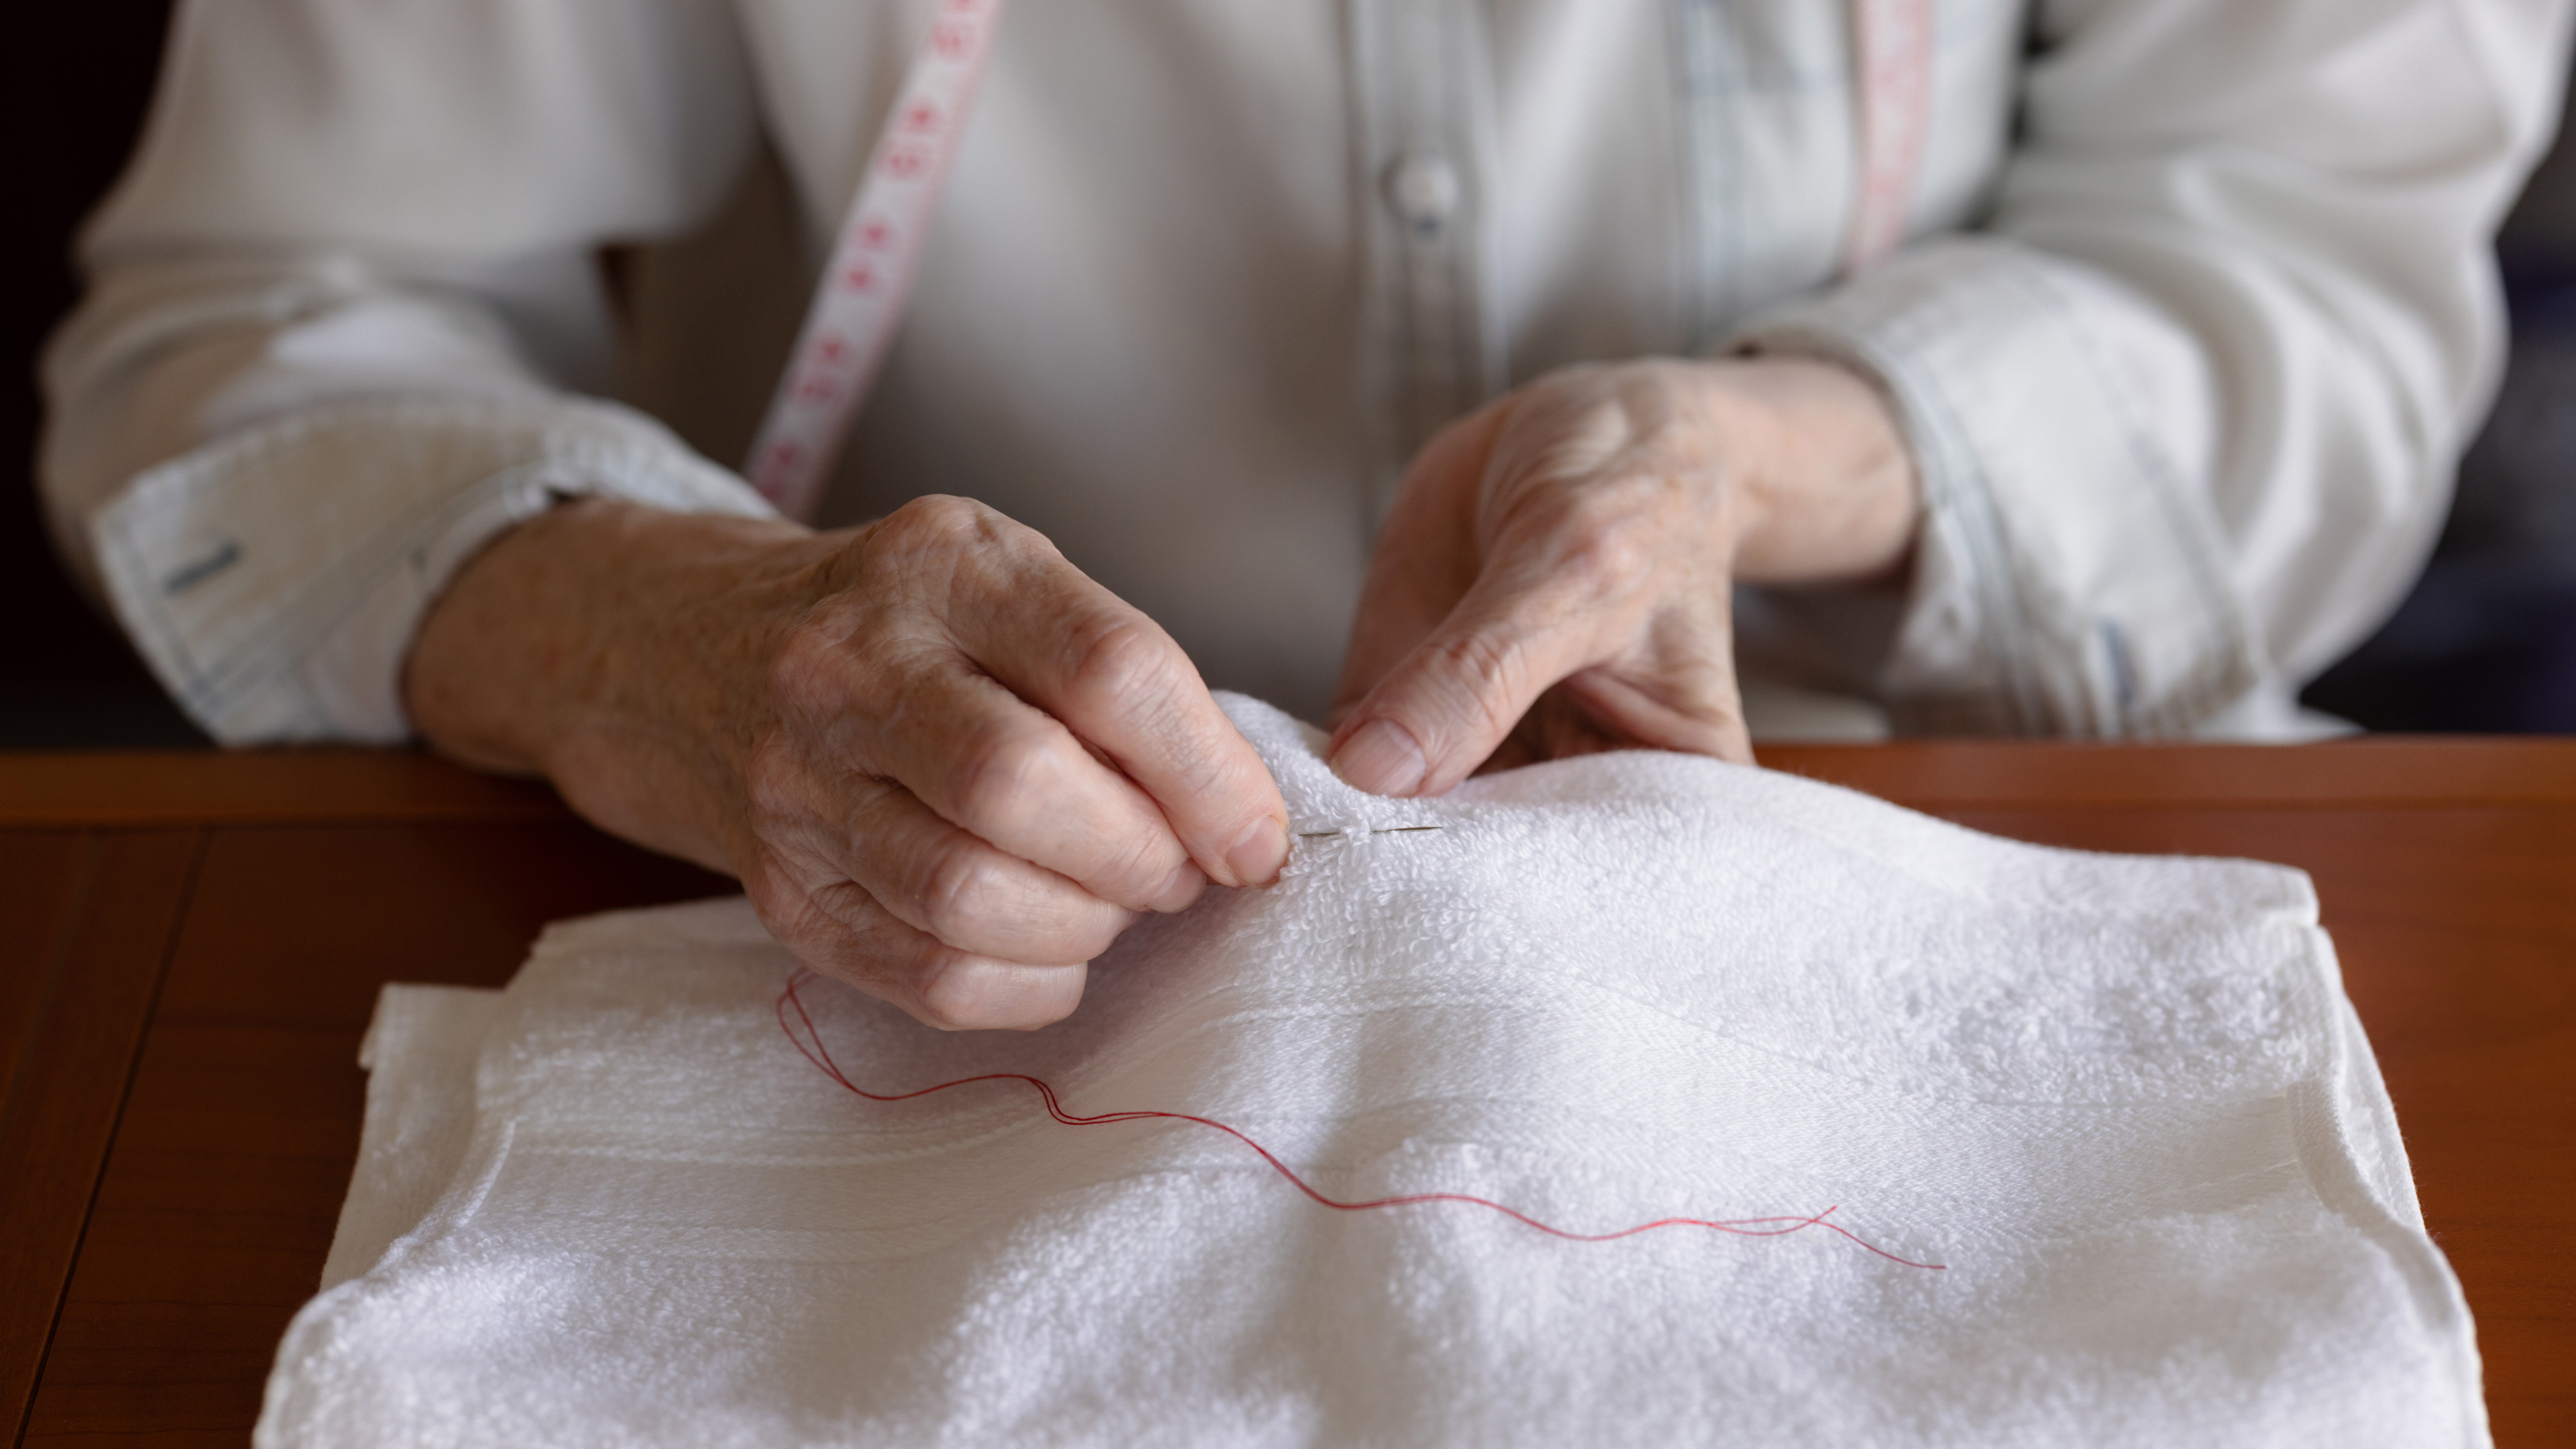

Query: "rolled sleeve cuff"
<box><xmin>1734</xmin><ymin>238</ymin><xmax>2264</xmax><ymax>737</ymax></box>
<box><xmin>90</xmin><ymin>396</ymin><xmax>777</xmax><ymax>745</ymax></box>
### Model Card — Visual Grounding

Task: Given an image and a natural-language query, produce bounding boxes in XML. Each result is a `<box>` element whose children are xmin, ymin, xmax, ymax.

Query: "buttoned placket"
<box><xmin>1345</xmin><ymin>0</ymin><xmax>1505</xmax><ymax>526</ymax></box>
<box><xmin>1669</xmin><ymin>0</ymin><xmax>1731</xmax><ymax>353</ymax></box>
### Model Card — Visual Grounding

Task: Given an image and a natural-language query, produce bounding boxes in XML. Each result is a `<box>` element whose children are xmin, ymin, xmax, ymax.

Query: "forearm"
<box><xmin>405</xmin><ymin>499</ymin><xmax>836</xmax><ymax>873</ymax></box>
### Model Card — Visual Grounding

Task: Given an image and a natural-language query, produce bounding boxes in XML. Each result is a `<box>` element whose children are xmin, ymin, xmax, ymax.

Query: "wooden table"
<box><xmin>4</xmin><ymin>742</ymin><xmax>2572</xmax><ymax>1447</ymax></box>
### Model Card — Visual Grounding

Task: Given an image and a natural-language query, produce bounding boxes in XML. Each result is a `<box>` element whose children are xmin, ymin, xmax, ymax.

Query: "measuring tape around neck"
<box><xmin>746</xmin><ymin>0</ymin><xmax>1007</xmax><ymax>522</ymax></box>
<box><xmin>1843</xmin><ymin>0</ymin><xmax>1935</xmax><ymax>277</ymax></box>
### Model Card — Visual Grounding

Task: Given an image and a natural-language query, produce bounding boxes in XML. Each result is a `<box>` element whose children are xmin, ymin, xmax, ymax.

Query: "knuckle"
<box><xmin>1423</xmin><ymin>630</ymin><xmax>1530</xmax><ymax>742</ymax></box>
<box><xmin>857</xmin><ymin>497</ymin><xmax>1071</xmax><ymax>636</ymax></box>
<box><xmin>760</xmin><ymin>874</ymin><xmax>943</xmax><ymax>1002</ymax></box>
<box><xmin>874</xmin><ymin>493</ymin><xmax>996</xmax><ymax>552</ymax></box>
<box><xmin>1556</xmin><ymin>516</ymin><xmax>1657</xmax><ymax>597</ymax></box>
<box><xmin>1494</xmin><ymin>394</ymin><xmax>1630</xmax><ymax>488</ymax></box>
<box><xmin>864</xmin><ymin>495</ymin><xmax>1059</xmax><ymax>579</ymax></box>
<box><xmin>1435</xmin><ymin>625</ymin><xmax>1517</xmax><ymax>691</ymax></box>
<box><xmin>909</xmin><ymin>844</ymin><xmax>999</xmax><ymax>940</ymax></box>
<box><xmin>944</xmin><ymin>720</ymin><xmax>1056</xmax><ymax>836</ymax></box>
<box><xmin>903</xmin><ymin>949</ymin><xmax>989</xmax><ymax>1031</ymax></box>
<box><xmin>743</xmin><ymin>856</ymin><xmax>853</xmax><ymax>963</ymax></box>
<box><xmin>1096</xmin><ymin>828</ymin><xmax>1181</xmax><ymax>903</ymax></box>
<box><xmin>1059</xmin><ymin>613</ymin><xmax>1181</xmax><ymax>711</ymax></box>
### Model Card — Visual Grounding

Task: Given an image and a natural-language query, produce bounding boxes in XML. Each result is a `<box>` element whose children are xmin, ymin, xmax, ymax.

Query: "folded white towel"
<box><xmin>258</xmin><ymin>696</ymin><xmax>2480</xmax><ymax>1447</ymax></box>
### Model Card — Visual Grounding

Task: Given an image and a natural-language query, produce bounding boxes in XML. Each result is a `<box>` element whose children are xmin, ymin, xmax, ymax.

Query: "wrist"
<box><xmin>405</xmin><ymin>497</ymin><xmax>836</xmax><ymax>871</ymax></box>
<box><xmin>1691</xmin><ymin>354</ymin><xmax>1922</xmax><ymax>586</ymax></box>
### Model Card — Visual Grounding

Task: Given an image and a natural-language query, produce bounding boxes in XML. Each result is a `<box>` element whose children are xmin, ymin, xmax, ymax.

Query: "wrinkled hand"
<box><xmin>408</xmin><ymin>496</ymin><xmax>1290</xmax><ymax>1032</ymax></box>
<box><xmin>1327</xmin><ymin>356</ymin><xmax>1921</xmax><ymax>795</ymax></box>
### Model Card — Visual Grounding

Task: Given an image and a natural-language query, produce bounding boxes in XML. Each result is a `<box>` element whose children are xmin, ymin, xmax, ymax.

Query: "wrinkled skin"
<box><xmin>1328</xmin><ymin>355</ymin><xmax>1922</xmax><ymax>793</ymax></box>
<box><xmin>407</xmin><ymin>353</ymin><xmax>1917</xmax><ymax>1030</ymax></box>
<box><xmin>409</xmin><ymin>496</ymin><xmax>1290</xmax><ymax>1031</ymax></box>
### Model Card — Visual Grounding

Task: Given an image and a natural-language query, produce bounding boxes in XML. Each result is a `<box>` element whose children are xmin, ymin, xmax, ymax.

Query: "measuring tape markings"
<box><xmin>1843</xmin><ymin>0</ymin><xmax>1938</xmax><ymax>277</ymax></box>
<box><xmin>747</xmin><ymin>0</ymin><xmax>1932</xmax><ymax>521</ymax></box>
<box><xmin>745</xmin><ymin>0</ymin><xmax>1008</xmax><ymax>522</ymax></box>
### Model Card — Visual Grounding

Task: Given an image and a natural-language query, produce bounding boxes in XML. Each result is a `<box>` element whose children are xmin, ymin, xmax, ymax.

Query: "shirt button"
<box><xmin>1382</xmin><ymin>152</ymin><xmax>1461</xmax><ymax>232</ymax></box>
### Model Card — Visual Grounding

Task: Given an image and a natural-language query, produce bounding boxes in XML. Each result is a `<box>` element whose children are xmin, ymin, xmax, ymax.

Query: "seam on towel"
<box><xmin>375</xmin><ymin>1116</ymin><xmax>518</xmax><ymax>1279</ymax></box>
<box><xmin>2282</xmin><ymin>947</ymin><xmax>2487</xmax><ymax>1447</ymax></box>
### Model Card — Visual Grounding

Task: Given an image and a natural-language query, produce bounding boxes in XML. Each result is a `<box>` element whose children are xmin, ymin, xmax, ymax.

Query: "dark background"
<box><xmin>2</xmin><ymin>2</ymin><xmax>199</xmax><ymax>747</ymax></box>
<box><xmin>4</xmin><ymin>5</ymin><xmax>2573</xmax><ymax>747</ymax></box>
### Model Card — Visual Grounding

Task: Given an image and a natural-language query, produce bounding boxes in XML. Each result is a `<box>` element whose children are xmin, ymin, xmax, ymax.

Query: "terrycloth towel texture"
<box><xmin>257</xmin><ymin>696</ymin><xmax>2482</xmax><ymax>1447</ymax></box>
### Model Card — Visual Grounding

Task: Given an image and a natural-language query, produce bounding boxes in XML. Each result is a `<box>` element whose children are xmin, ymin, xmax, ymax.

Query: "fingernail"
<box><xmin>1330</xmin><ymin>718</ymin><xmax>1427</xmax><ymax>796</ymax></box>
<box><xmin>1150</xmin><ymin>860</ymin><xmax>1207</xmax><ymax>913</ymax></box>
<box><xmin>1224</xmin><ymin>815</ymin><xmax>1290</xmax><ymax>888</ymax></box>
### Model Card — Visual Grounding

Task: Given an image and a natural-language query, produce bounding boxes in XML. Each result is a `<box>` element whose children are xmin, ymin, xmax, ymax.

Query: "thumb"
<box><xmin>1331</xmin><ymin>402</ymin><xmax>1514</xmax><ymax>729</ymax></box>
<box><xmin>1324</xmin><ymin>577</ymin><xmax>1601</xmax><ymax>798</ymax></box>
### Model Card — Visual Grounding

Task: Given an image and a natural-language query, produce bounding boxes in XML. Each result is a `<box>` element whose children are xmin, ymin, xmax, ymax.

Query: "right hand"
<box><xmin>406</xmin><ymin>494</ymin><xmax>1291</xmax><ymax>1031</ymax></box>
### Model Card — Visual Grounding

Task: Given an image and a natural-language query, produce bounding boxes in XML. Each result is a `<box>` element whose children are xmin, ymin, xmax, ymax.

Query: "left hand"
<box><xmin>1326</xmin><ymin>354</ymin><xmax>1923</xmax><ymax>795</ymax></box>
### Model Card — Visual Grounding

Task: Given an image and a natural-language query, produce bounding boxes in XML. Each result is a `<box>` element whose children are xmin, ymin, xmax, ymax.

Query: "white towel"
<box><xmin>257</xmin><ymin>695</ymin><xmax>2482</xmax><ymax>1447</ymax></box>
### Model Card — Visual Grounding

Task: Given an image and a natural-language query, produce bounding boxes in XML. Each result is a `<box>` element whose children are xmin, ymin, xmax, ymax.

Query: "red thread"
<box><xmin>774</xmin><ymin>972</ymin><xmax>1944</xmax><ymax>1269</ymax></box>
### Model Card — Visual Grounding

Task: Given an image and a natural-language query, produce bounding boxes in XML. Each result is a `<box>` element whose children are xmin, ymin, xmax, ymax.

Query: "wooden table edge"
<box><xmin>3</xmin><ymin>740</ymin><xmax>2570</xmax><ymax>1442</ymax></box>
<box><xmin>0</xmin><ymin>750</ymin><xmax>564</xmax><ymax>827</ymax></box>
<box><xmin>4</xmin><ymin>739</ymin><xmax>2574</xmax><ymax>827</ymax></box>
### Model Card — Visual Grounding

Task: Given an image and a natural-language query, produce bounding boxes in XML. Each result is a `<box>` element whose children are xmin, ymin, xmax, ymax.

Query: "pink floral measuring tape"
<box><xmin>1843</xmin><ymin>0</ymin><xmax>1937</xmax><ymax>277</ymax></box>
<box><xmin>745</xmin><ymin>0</ymin><xmax>1932</xmax><ymax>523</ymax></box>
<box><xmin>745</xmin><ymin>0</ymin><xmax>1008</xmax><ymax>522</ymax></box>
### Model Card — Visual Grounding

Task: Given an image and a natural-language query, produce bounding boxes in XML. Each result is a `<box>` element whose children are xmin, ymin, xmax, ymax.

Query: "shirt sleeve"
<box><xmin>1736</xmin><ymin>0</ymin><xmax>2574</xmax><ymax>736</ymax></box>
<box><xmin>38</xmin><ymin>0</ymin><xmax>778</xmax><ymax>745</ymax></box>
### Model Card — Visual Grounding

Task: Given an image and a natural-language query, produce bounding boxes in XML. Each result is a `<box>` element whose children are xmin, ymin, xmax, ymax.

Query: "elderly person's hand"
<box><xmin>407</xmin><ymin>495</ymin><xmax>1290</xmax><ymax>1032</ymax></box>
<box><xmin>1327</xmin><ymin>356</ymin><xmax>1922</xmax><ymax>794</ymax></box>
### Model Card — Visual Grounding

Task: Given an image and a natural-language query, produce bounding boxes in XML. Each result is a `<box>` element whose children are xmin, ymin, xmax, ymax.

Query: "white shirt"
<box><xmin>39</xmin><ymin>0</ymin><xmax>2572</xmax><ymax>743</ymax></box>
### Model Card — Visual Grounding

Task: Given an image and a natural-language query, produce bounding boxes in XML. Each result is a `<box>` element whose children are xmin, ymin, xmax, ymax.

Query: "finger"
<box><xmin>1331</xmin><ymin>404</ymin><xmax>1509</xmax><ymax>725</ymax></box>
<box><xmin>947</xmin><ymin>554</ymin><xmax>1292</xmax><ymax>892</ymax></box>
<box><xmin>814</xmin><ymin>497</ymin><xmax>1219</xmax><ymax>909</ymax></box>
<box><xmin>1325</xmin><ymin>561</ymin><xmax>1617</xmax><ymax>797</ymax></box>
<box><xmin>744</xmin><ymin>854</ymin><xmax>1088</xmax><ymax>1031</ymax></box>
<box><xmin>783</xmin><ymin>770</ymin><xmax>1149</xmax><ymax>965</ymax></box>
<box><xmin>1550</xmin><ymin>655</ymin><xmax>1752</xmax><ymax>765</ymax></box>
<box><xmin>833</xmin><ymin>651</ymin><xmax>1210</xmax><ymax>914</ymax></box>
